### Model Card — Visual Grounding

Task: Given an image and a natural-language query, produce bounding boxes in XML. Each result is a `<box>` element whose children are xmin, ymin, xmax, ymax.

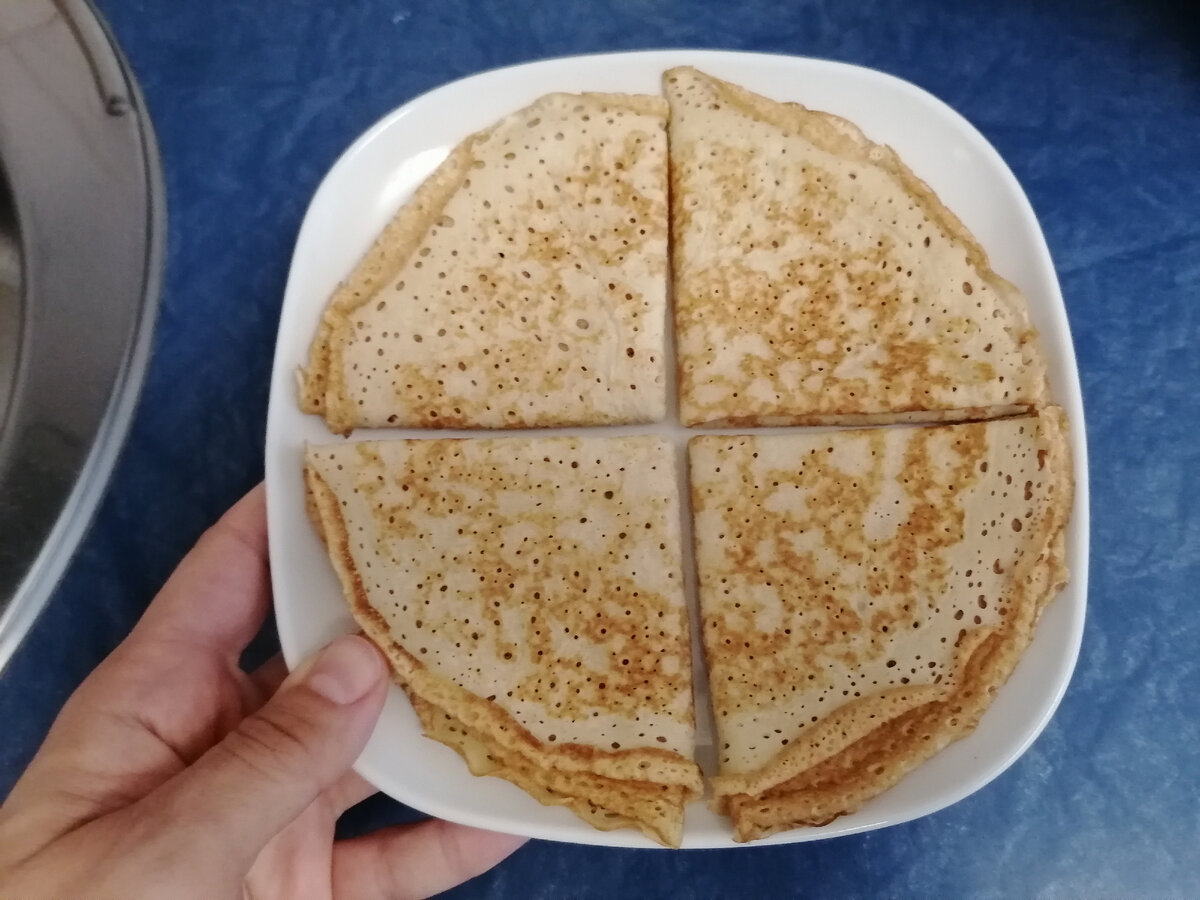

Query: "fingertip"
<box><xmin>474</xmin><ymin>824</ymin><xmax>530</xmax><ymax>853</ymax></box>
<box><xmin>303</xmin><ymin>635</ymin><xmax>387</xmax><ymax>705</ymax></box>
<box><xmin>213</xmin><ymin>483</ymin><xmax>269</xmax><ymax>557</ymax></box>
<box><xmin>331</xmin><ymin>817</ymin><xmax>528</xmax><ymax>900</ymax></box>
<box><xmin>440</xmin><ymin>821</ymin><xmax>530</xmax><ymax>865</ymax></box>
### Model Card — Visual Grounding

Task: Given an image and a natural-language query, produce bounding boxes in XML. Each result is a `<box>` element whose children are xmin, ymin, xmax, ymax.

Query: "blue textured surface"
<box><xmin>3</xmin><ymin>0</ymin><xmax>1199</xmax><ymax>896</ymax></box>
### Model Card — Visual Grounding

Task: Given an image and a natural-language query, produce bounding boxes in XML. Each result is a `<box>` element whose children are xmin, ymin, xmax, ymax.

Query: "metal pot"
<box><xmin>0</xmin><ymin>0</ymin><xmax>164</xmax><ymax>671</ymax></box>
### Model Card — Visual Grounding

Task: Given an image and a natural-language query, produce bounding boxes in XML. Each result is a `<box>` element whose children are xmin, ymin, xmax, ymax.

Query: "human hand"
<box><xmin>0</xmin><ymin>485</ymin><xmax>526</xmax><ymax>899</ymax></box>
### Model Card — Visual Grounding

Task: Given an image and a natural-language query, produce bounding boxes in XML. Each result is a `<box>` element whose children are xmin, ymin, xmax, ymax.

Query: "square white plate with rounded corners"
<box><xmin>266</xmin><ymin>49</ymin><xmax>1089</xmax><ymax>849</ymax></box>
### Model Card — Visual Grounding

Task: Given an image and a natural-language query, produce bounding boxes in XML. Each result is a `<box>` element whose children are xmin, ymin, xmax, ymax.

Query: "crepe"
<box><xmin>299</xmin><ymin>91</ymin><xmax>670</xmax><ymax>433</ymax></box>
<box><xmin>304</xmin><ymin>434</ymin><xmax>701</xmax><ymax>847</ymax></box>
<box><xmin>409</xmin><ymin>694</ymin><xmax>694</xmax><ymax>844</ymax></box>
<box><xmin>664</xmin><ymin>66</ymin><xmax>1047</xmax><ymax>427</ymax></box>
<box><xmin>688</xmin><ymin>407</ymin><xmax>1072</xmax><ymax>841</ymax></box>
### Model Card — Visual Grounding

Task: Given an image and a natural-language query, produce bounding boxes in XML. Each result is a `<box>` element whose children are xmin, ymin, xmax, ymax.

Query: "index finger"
<box><xmin>130</xmin><ymin>483</ymin><xmax>271</xmax><ymax>658</ymax></box>
<box><xmin>332</xmin><ymin>819</ymin><xmax>527</xmax><ymax>900</ymax></box>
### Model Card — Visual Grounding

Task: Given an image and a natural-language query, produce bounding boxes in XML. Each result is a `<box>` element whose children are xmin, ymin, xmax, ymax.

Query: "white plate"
<box><xmin>266</xmin><ymin>50</ymin><xmax>1089</xmax><ymax>849</ymax></box>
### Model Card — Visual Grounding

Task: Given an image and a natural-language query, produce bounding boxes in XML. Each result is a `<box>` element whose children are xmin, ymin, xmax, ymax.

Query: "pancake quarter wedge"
<box><xmin>665</xmin><ymin>66</ymin><xmax>1047</xmax><ymax>427</ymax></box>
<box><xmin>688</xmin><ymin>407</ymin><xmax>1072</xmax><ymax>841</ymax></box>
<box><xmin>304</xmin><ymin>435</ymin><xmax>701</xmax><ymax>847</ymax></box>
<box><xmin>298</xmin><ymin>92</ymin><xmax>669</xmax><ymax>433</ymax></box>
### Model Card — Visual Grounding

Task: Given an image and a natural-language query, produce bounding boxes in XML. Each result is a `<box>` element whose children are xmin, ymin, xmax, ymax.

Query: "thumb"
<box><xmin>142</xmin><ymin>634</ymin><xmax>387</xmax><ymax>871</ymax></box>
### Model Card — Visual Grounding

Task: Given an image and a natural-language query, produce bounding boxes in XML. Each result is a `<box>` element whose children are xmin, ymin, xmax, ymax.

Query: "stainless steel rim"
<box><xmin>0</xmin><ymin>0</ymin><xmax>165</xmax><ymax>672</ymax></box>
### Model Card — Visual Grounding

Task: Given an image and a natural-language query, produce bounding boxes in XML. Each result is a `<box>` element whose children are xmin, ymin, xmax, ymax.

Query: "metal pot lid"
<box><xmin>0</xmin><ymin>0</ymin><xmax>164</xmax><ymax>671</ymax></box>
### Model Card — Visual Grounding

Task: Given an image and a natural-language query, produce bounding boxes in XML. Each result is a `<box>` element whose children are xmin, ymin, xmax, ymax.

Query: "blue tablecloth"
<box><xmin>4</xmin><ymin>1</ymin><xmax>1198</xmax><ymax>896</ymax></box>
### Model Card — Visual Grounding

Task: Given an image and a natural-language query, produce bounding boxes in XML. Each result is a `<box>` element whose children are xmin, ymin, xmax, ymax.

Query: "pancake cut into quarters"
<box><xmin>303</xmin><ymin>434</ymin><xmax>702</xmax><ymax>847</ymax></box>
<box><xmin>688</xmin><ymin>407</ymin><xmax>1073</xmax><ymax>842</ymax></box>
<box><xmin>664</xmin><ymin>66</ymin><xmax>1048</xmax><ymax>428</ymax></box>
<box><xmin>288</xmin><ymin>70</ymin><xmax>1077</xmax><ymax>848</ymax></box>
<box><xmin>298</xmin><ymin>91</ymin><xmax>671</xmax><ymax>434</ymax></box>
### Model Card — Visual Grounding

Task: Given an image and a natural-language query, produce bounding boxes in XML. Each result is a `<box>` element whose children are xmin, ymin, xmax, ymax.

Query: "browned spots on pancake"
<box><xmin>313</xmin><ymin>435</ymin><xmax>693</xmax><ymax>737</ymax></box>
<box><xmin>870</xmin><ymin>423</ymin><xmax>986</xmax><ymax>630</ymax></box>
<box><xmin>664</xmin><ymin>66</ymin><xmax>1046</xmax><ymax>426</ymax></box>
<box><xmin>687</xmin><ymin>408</ymin><xmax>1071</xmax><ymax>824</ymax></box>
<box><xmin>695</xmin><ymin>425</ymin><xmax>987</xmax><ymax>717</ymax></box>
<box><xmin>411</xmin><ymin>693</ymin><xmax>690</xmax><ymax>847</ymax></box>
<box><xmin>674</xmin><ymin>233</ymin><xmax>1000</xmax><ymax>421</ymax></box>
<box><xmin>723</xmin><ymin>627</ymin><xmax>1013</xmax><ymax>840</ymax></box>
<box><xmin>513</xmin><ymin>572</ymin><xmax>689</xmax><ymax>716</ymax></box>
<box><xmin>313</xmin><ymin>93</ymin><xmax>670</xmax><ymax>431</ymax></box>
<box><xmin>688</xmin><ymin>416</ymin><xmax>1052</xmax><ymax>778</ymax></box>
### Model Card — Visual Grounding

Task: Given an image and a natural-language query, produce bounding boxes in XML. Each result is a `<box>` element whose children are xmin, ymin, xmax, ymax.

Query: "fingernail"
<box><xmin>305</xmin><ymin>635</ymin><xmax>385</xmax><ymax>704</ymax></box>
